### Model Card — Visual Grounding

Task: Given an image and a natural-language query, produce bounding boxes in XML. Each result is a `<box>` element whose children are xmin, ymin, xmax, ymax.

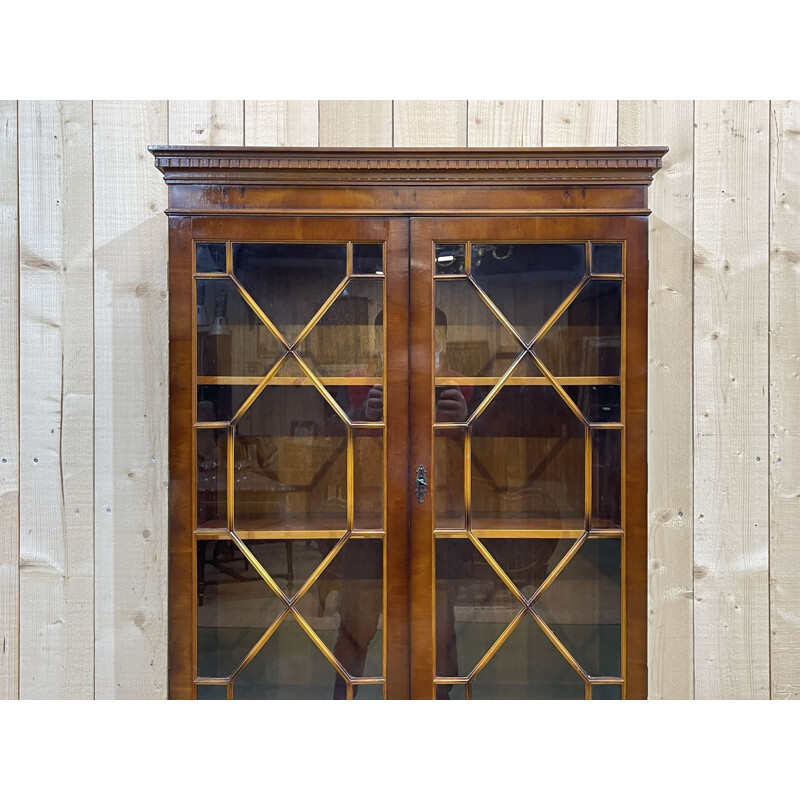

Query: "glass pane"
<box><xmin>471</xmin><ymin>243</ymin><xmax>586</xmax><ymax>344</ymax></box>
<box><xmin>592</xmin><ymin>684</ymin><xmax>622</xmax><ymax>699</ymax></box>
<box><xmin>435</xmin><ymin>429</ymin><xmax>465</xmax><ymax>530</ymax></box>
<box><xmin>353</xmin><ymin>683</ymin><xmax>384</xmax><ymax>699</ymax></box>
<box><xmin>326</xmin><ymin>381</ymin><xmax>383</xmax><ymax>422</ymax></box>
<box><xmin>470</xmin><ymin>383</ymin><xmax>586</xmax><ymax>530</ymax></box>
<box><xmin>436</xmin><ymin>683</ymin><xmax>466</xmax><ymax>700</ymax></box>
<box><xmin>354</xmin><ymin>430</ymin><xmax>383</xmax><ymax>530</ymax></box>
<box><xmin>320</xmin><ymin>538</ymin><xmax>384</xmax><ymax>684</ymax></box>
<box><xmin>233</xmin><ymin>615</ymin><xmax>338</xmax><ymax>700</ymax></box>
<box><xmin>241</xmin><ymin>538</ymin><xmax>332</xmax><ymax>600</ymax></box>
<box><xmin>197</xmin><ymin>384</ymin><xmax>256</xmax><ymax>424</ymax></box>
<box><xmin>563</xmin><ymin>384</ymin><xmax>621</xmax><ymax>423</ymax></box>
<box><xmin>534</xmin><ymin>280</ymin><xmax>621</xmax><ymax>377</ymax></box>
<box><xmin>196</xmin><ymin>242</ymin><xmax>226</xmax><ymax>273</ymax></box>
<box><xmin>534</xmin><ymin>538</ymin><xmax>621</xmax><ymax>677</ymax></box>
<box><xmin>434</xmin><ymin>243</ymin><xmax>466</xmax><ymax>275</ymax></box>
<box><xmin>593</xmin><ymin>429</ymin><xmax>621</xmax><ymax>528</ymax></box>
<box><xmin>196</xmin><ymin>540</ymin><xmax>284</xmax><ymax>678</ymax></box>
<box><xmin>196</xmin><ymin>684</ymin><xmax>227</xmax><ymax>700</ymax></box>
<box><xmin>232</xmin><ymin>243</ymin><xmax>347</xmax><ymax>345</ymax></box>
<box><xmin>436</xmin><ymin>538</ymin><xmax>521</xmax><ymax>678</ymax></box>
<box><xmin>471</xmin><ymin>614</ymin><xmax>585</xmax><ymax>699</ymax></box>
<box><xmin>480</xmin><ymin>538</ymin><xmax>574</xmax><ymax>600</ymax></box>
<box><xmin>435</xmin><ymin>279</ymin><xmax>522</xmax><ymax>379</ymax></box>
<box><xmin>197</xmin><ymin>428</ymin><xmax>226</xmax><ymax>529</ymax></box>
<box><xmin>591</xmin><ymin>243</ymin><xmax>622</xmax><ymax>274</ymax></box>
<box><xmin>196</xmin><ymin>278</ymin><xmax>284</xmax><ymax>377</ymax></box>
<box><xmin>233</xmin><ymin>361</ymin><xmax>347</xmax><ymax>532</ymax></box>
<box><xmin>297</xmin><ymin>279</ymin><xmax>383</xmax><ymax>377</ymax></box>
<box><xmin>353</xmin><ymin>244</ymin><xmax>384</xmax><ymax>275</ymax></box>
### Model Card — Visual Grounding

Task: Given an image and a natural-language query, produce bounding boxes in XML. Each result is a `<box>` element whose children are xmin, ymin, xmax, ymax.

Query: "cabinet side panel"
<box><xmin>619</xmin><ymin>100</ymin><xmax>695</xmax><ymax>699</ymax></box>
<box><xmin>694</xmin><ymin>100</ymin><xmax>770</xmax><ymax>699</ymax></box>
<box><xmin>94</xmin><ymin>100</ymin><xmax>169</xmax><ymax>699</ymax></box>
<box><xmin>769</xmin><ymin>100</ymin><xmax>800</xmax><ymax>700</ymax></box>
<box><xmin>0</xmin><ymin>100</ymin><xmax>19</xmax><ymax>700</ymax></box>
<box><xmin>18</xmin><ymin>100</ymin><xmax>94</xmax><ymax>699</ymax></box>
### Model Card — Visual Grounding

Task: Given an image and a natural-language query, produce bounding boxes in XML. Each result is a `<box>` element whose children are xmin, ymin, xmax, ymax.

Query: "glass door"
<box><xmin>185</xmin><ymin>216</ymin><xmax>410</xmax><ymax>699</ymax></box>
<box><xmin>409</xmin><ymin>217</ymin><xmax>647</xmax><ymax>700</ymax></box>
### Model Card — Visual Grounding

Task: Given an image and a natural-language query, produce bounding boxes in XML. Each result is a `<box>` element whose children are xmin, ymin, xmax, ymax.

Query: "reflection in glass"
<box><xmin>592</xmin><ymin>429</ymin><xmax>621</xmax><ymax>528</ymax></box>
<box><xmin>435</xmin><ymin>683</ymin><xmax>466</xmax><ymax>700</ymax></box>
<box><xmin>471</xmin><ymin>243</ymin><xmax>586</xmax><ymax>344</ymax></box>
<box><xmin>196</xmin><ymin>540</ymin><xmax>283</xmax><ymax>678</ymax></box>
<box><xmin>353</xmin><ymin>244</ymin><xmax>384</xmax><ymax>275</ymax></box>
<box><xmin>354</xmin><ymin>430</ymin><xmax>383</xmax><ymax>530</ymax></box>
<box><xmin>591</xmin><ymin>243</ymin><xmax>622</xmax><ymax>274</ymax></box>
<box><xmin>197</xmin><ymin>428</ymin><xmax>226</xmax><ymax>528</ymax></box>
<box><xmin>535</xmin><ymin>280</ymin><xmax>621</xmax><ymax>376</ymax></box>
<box><xmin>327</xmin><ymin>382</ymin><xmax>383</xmax><ymax>422</ymax></box>
<box><xmin>471</xmin><ymin>614</ymin><xmax>585</xmax><ymax>699</ymax></box>
<box><xmin>563</xmin><ymin>384</ymin><xmax>621</xmax><ymax>423</ymax></box>
<box><xmin>434</xmin><ymin>243</ymin><xmax>466</xmax><ymax>275</ymax></box>
<box><xmin>436</xmin><ymin>538</ymin><xmax>520</xmax><ymax>684</ymax></box>
<box><xmin>325</xmin><ymin>538</ymin><xmax>384</xmax><ymax>696</ymax></box>
<box><xmin>196</xmin><ymin>278</ymin><xmax>284</xmax><ymax>377</ymax></box>
<box><xmin>470</xmin><ymin>384</ymin><xmax>585</xmax><ymax>530</ymax></box>
<box><xmin>196</xmin><ymin>684</ymin><xmax>227</xmax><ymax>700</ymax></box>
<box><xmin>353</xmin><ymin>683</ymin><xmax>384</xmax><ymax>699</ymax></box>
<box><xmin>480</xmin><ymin>538</ymin><xmax>572</xmax><ymax>600</ymax></box>
<box><xmin>298</xmin><ymin>279</ymin><xmax>383</xmax><ymax>378</ymax></box>
<box><xmin>195</xmin><ymin>242</ymin><xmax>226</xmax><ymax>273</ymax></box>
<box><xmin>592</xmin><ymin>684</ymin><xmax>622</xmax><ymax>699</ymax></box>
<box><xmin>233</xmin><ymin>615</ymin><xmax>337</xmax><ymax>700</ymax></box>
<box><xmin>223</xmin><ymin>537</ymin><xmax>383</xmax><ymax>699</ymax></box>
<box><xmin>435</xmin><ymin>430</ymin><xmax>465</xmax><ymax>530</ymax></box>
<box><xmin>534</xmin><ymin>538</ymin><xmax>621</xmax><ymax>677</ymax></box>
<box><xmin>435</xmin><ymin>280</ymin><xmax>523</xmax><ymax>378</ymax></box>
<box><xmin>197</xmin><ymin>384</ymin><xmax>255</xmax><ymax>423</ymax></box>
<box><xmin>234</xmin><ymin>361</ymin><xmax>347</xmax><ymax>531</ymax></box>
<box><xmin>232</xmin><ymin>243</ymin><xmax>347</xmax><ymax>344</ymax></box>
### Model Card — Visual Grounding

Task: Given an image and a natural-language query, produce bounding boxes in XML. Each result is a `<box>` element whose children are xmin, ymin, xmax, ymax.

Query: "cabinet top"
<box><xmin>149</xmin><ymin>145</ymin><xmax>668</xmax><ymax>186</ymax></box>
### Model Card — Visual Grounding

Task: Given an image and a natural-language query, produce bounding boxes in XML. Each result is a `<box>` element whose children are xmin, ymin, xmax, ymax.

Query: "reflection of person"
<box><xmin>330</xmin><ymin>308</ymin><xmax>480</xmax><ymax>698</ymax></box>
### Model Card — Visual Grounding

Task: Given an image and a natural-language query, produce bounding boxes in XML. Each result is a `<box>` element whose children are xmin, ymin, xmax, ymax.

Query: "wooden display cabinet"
<box><xmin>152</xmin><ymin>146</ymin><xmax>666</xmax><ymax>700</ymax></box>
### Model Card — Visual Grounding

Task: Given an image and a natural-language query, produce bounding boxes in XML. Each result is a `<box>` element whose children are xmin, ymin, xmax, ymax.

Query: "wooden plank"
<box><xmin>467</xmin><ymin>100</ymin><xmax>542</xmax><ymax>146</ymax></box>
<box><xmin>619</xmin><ymin>101</ymin><xmax>695</xmax><ymax>699</ymax></box>
<box><xmin>0</xmin><ymin>100</ymin><xmax>19</xmax><ymax>699</ymax></box>
<box><xmin>168</xmin><ymin>101</ymin><xmax>244</xmax><ymax>145</ymax></box>
<box><xmin>693</xmin><ymin>100</ymin><xmax>770</xmax><ymax>699</ymax></box>
<box><xmin>93</xmin><ymin>100</ymin><xmax>169</xmax><ymax>698</ymax></box>
<box><xmin>244</xmin><ymin>101</ymin><xmax>318</xmax><ymax>146</ymax></box>
<box><xmin>18</xmin><ymin>101</ymin><xmax>94</xmax><ymax>699</ymax></box>
<box><xmin>394</xmin><ymin>101</ymin><xmax>467</xmax><ymax>147</ymax></box>
<box><xmin>542</xmin><ymin>101</ymin><xmax>617</xmax><ymax>146</ymax></box>
<box><xmin>319</xmin><ymin>101</ymin><xmax>392</xmax><ymax>146</ymax></box>
<box><xmin>769</xmin><ymin>100</ymin><xmax>800</xmax><ymax>699</ymax></box>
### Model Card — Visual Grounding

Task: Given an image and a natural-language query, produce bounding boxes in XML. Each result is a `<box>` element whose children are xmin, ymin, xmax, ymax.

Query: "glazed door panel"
<box><xmin>172</xmin><ymin>216</ymin><xmax>410</xmax><ymax>700</ymax></box>
<box><xmin>409</xmin><ymin>217</ymin><xmax>647</xmax><ymax>699</ymax></box>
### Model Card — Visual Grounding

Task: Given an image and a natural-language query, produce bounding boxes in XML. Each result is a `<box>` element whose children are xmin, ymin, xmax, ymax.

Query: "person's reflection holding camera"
<box><xmin>331</xmin><ymin>308</ymin><xmax>477</xmax><ymax>698</ymax></box>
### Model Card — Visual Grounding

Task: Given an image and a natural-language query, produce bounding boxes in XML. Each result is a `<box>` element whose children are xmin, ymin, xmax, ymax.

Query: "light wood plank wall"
<box><xmin>0</xmin><ymin>100</ymin><xmax>797</xmax><ymax>699</ymax></box>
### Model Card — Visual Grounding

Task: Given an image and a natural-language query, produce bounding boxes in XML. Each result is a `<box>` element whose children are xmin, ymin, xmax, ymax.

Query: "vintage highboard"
<box><xmin>151</xmin><ymin>146</ymin><xmax>667</xmax><ymax>700</ymax></box>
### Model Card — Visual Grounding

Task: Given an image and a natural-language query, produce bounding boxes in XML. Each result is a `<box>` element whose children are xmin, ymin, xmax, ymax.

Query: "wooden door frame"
<box><xmin>154</xmin><ymin>146</ymin><xmax>665</xmax><ymax>699</ymax></box>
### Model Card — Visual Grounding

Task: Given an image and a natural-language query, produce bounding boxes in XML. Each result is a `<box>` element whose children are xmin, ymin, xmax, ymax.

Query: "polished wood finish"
<box><xmin>156</xmin><ymin>146</ymin><xmax>663</xmax><ymax>700</ymax></box>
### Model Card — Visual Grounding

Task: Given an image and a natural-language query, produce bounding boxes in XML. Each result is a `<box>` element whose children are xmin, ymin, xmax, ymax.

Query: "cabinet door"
<box><xmin>408</xmin><ymin>217</ymin><xmax>647</xmax><ymax>699</ymax></box>
<box><xmin>171</xmin><ymin>216</ymin><xmax>410</xmax><ymax>699</ymax></box>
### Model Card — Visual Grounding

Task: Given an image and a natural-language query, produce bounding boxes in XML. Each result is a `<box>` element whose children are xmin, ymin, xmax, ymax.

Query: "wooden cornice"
<box><xmin>149</xmin><ymin>146</ymin><xmax>668</xmax><ymax>186</ymax></box>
